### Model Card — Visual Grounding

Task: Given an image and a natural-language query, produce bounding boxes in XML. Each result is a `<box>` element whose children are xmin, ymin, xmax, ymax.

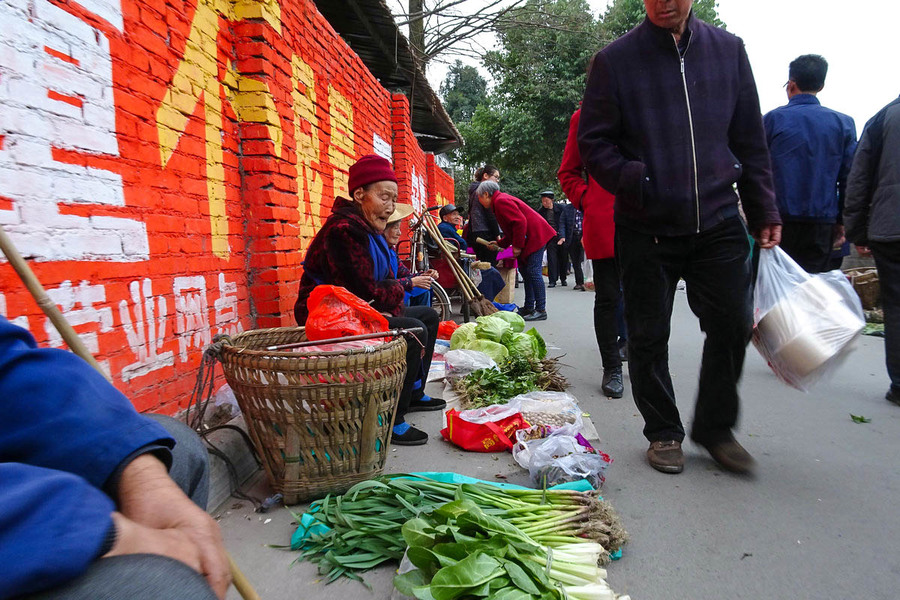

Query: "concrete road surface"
<box><xmin>220</xmin><ymin>282</ymin><xmax>900</xmax><ymax>600</ymax></box>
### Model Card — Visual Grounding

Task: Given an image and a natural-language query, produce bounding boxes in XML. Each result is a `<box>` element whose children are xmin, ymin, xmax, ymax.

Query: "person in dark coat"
<box><xmin>475</xmin><ymin>181</ymin><xmax>556</xmax><ymax>321</ymax></box>
<box><xmin>844</xmin><ymin>94</ymin><xmax>900</xmax><ymax>407</ymax></box>
<box><xmin>538</xmin><ymin>191</ymin><xmax>572</xmax><ymax>287</ymax></box>
<box><xmin>578</xmin><ymin>1</ymin><xmax>782</xmax><ymax>475</ymax></box>
<box><xmin>559</xmin><ymin>106</ymin><xmax>627</xmax><ymax>398</ymax></box>
<box><xmin>293</xmin><ymin>155</ymin><xmax>442</xmax><ymax>446</ymax></box>
<box><xmin>467</xmin><ymin>165</ymin><xmax>502</xmax><ymax>264</ymax></box>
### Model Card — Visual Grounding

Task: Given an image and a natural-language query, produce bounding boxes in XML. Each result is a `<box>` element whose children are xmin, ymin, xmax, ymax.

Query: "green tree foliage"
<box><xmin>440</xmin><ymin>60</ymin><xmax>488</xmax><ymax>123</ymax></box>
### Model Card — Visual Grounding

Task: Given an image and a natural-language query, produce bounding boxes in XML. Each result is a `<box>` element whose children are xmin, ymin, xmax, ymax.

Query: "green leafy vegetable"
<box><xmin>491</xmin><ymin>311</ymin><xmax>526</xmax><ymax>333</ymax></box>
<box><xmin>450</xmin><ymin>322</ymin><xmax>478</xmax><ymax>350</ymax></box>
<box><xmin>468</xmin><ymin>339</ymin><xmax>510</xmax><ymax>364</ymax></box>
<box><xmin>850</xmin><ymin>414</ymin><xmax>872</xmax><ymax>424</ymax></box>
<box><xmin>475</xmin><ymin>315</ymin><xmax>512</xmax><ymax>343</ymax></box>
<box><xmin>501</xmin><ymin>331</ymin><xmax>539</xmax><ymax>360</ymax></box>
<box><xmin>525</xmin><ymin>328</ymin><xmax>547</xmax><ymax>359</ymax></box>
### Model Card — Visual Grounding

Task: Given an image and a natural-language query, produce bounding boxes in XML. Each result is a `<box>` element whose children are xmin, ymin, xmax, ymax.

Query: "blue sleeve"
<box><xmin>837</xmin><ymin>116</ymin><xmax>858</xmax><ymax>222</ymax></box>
<box><xmin>0</xmin><ymin>317</ymin><xmax>175</xmax><ymax>489</ymax></box>
<box><xmin>438</xmin><ymin>221</ymin><xmax>467</xmax><ymax>248</ymax></box>
<box><xmin>0</xmin><ymin>463</ymin><xmax>115</xmax><ymax>599</ymax></box>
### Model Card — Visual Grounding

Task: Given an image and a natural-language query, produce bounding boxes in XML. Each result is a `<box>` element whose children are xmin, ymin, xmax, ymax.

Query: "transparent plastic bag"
<box><xmin>753</xmin><ymin>247</ymin><xmax>864</xmax><ymax>391</ymax></box>
<box><xmin>507</xmin><ymin>391</ymin><xmax>582</xmax><ymax>436</ymax></box>
<box><xmin>444</xmin><ymin>349</ymin><xmax>497</xmax><ymax>378</ymax></box>
<box><xmin>513</xmin><ymin>435</ymin><xmax>611</xmax><ymax>489</ymax></box>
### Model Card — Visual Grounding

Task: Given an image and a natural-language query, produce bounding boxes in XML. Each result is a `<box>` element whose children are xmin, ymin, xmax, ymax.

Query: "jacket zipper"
<box><xmin>674</xmin><ymin>34</ymin><xmax>700</xmax><ymax>233</ymax></box>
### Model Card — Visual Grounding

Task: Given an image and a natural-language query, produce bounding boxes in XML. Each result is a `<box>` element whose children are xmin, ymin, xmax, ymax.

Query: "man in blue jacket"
<box><xmin>0</xmin><ymin>317</ymin><xmax>229</xmax><ymax>599</ymax></box>
<box><xmin>578</xmin><ymin>0</ymin><xmax>782</xmax><ymax>475</ymax></box>
<box><xmin>764</xmin><ymin>54</ymin><xmax>857</xmax><ymax>273</ymax></box>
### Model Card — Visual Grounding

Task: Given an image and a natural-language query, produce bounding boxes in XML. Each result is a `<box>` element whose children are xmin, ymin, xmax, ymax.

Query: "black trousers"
<box><xmin>591</xmin><ymin>257</ymin><xmax>623</xmax><ymax>371</ymax></box>
<box><xmin>386</xmin><ymin>305</ymin><xmax>439</xmax><ymax>424</ymax></box>
<box><xmin>871</xmin><ymin>241</ymin><xmax>900</xmax><ymax>395</ymax></box>
<box><xmin>568</xmin><ymin>232</ymin><xmax>585</xmax><ymax>286</ymax></box>
<box><xmin>780</xmin><ymin>221</ymin><xmax>834</xmax><ymax>273</ymax></box>
<box><xmin>546</xmin><ymin>238</ymin><xmax>570</xmax><ymax>284</ymax></box>
<box><xmin>617</xmin><ymin>217</ymin><xmax>753</xmax><ymax>444</ymax></box>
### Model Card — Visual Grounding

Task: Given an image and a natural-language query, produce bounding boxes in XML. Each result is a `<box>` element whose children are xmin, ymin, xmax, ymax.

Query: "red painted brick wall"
<box><xmin>0</xmin><ymin>0</ymin><xmax>449</xmax><ymax>413</ymax></box>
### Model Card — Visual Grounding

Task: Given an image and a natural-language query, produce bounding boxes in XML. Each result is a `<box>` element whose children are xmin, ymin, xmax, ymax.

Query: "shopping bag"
<box><xmin>752</xmin><ymin>247</ymin><xmax>864</xmax><ymax>391</ymax></box>
<box><xmin>437</xmin><ymin>320</ymin><xmax>459</xmax><ymax>340</ymax></box>
<box><xmin>440</xmin><ymin>408</ymin><xmax>527</xmax><ymax>452</ymax></box>
<box><xmin>305</xmin><ymin>285</ymin><xmax>388</xmax><ymax>341</ymax></box>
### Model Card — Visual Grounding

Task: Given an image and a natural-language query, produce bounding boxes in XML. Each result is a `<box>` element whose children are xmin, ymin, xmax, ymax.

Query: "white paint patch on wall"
<box><xmin>119</xmin><ymin>278</ymin><xmax>174</xmax><ymax>381</ymax></box>
<box><xmin>410</xmin><ymin>165</ymin><xmax>427</xmax><ymax>213</ymax></box>
<box><xmin>0</xmin><ymin>0</ymin><xmax>148</xmax><ymax>262</ymax></box>
<box><xmin>372</xmin><ymin>133</ymin><xmax>393</xmax><ymax>162</ymax></box>
<box><xmin>173</xmin><ymin>275</ymin><xmax>211</xmax><ymax>363</ymax></box>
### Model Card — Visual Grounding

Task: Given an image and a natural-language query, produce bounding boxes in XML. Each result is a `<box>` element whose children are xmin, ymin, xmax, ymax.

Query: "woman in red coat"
<box><xmin>558</xmin><ymin>107</ymin><xmax>626</xmax><ymax>398</ymax></box>
<box><xmin>475</xmin><ymin>181</ymin><xmax>556</xmax><ymax>321</ymax></box>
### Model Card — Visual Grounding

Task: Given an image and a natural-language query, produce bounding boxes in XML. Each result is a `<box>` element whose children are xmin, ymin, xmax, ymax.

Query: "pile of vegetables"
<box><xmin>293</xmin><ymin>474</ymin><xmax>628</xmax><ymax>598</ymax></box>
<box><xmin>450</xmin><ymin>314</ymin><xmax>547</xmax><ymax>363</ymax></box>
<box><xmin>454</xmin><ymin>355</ymin><xmax>568</xmax><ymax>409</ymax></box>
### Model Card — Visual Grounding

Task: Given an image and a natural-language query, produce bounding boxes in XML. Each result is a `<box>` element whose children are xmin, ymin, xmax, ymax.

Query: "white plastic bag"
<box><xmin>458</xmin><ymin>402</ymin><xmax>521</xmax><ymax>424</ymax></box>
<box><xmin>513</xmin><ymin>434</ymin><xmax>611</xmax><ymax>489</ymax></box>
<box><xmin>753</xmin><ymin>247</ymin><xmax>864</xmax><ymax>391</ymax></box>
<box><xmin>444</xmin><ymin>349</ymin><xmax>497</xmax><ymax>378</ymax></box>
<box><xmin>507</xmin><ymin>391</ymin><xmax>583</xmax><ymax>436</ymax></box>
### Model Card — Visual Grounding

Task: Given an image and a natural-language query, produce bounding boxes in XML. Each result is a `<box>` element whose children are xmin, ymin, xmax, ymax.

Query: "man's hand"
<box><xmin>832</xmin><ymin>224</ymin><xmax>846</xmax><ymax>249</ymax></box>
<box><xmin>115</xmin><ymin>455</ymin><xmax>231</xmax><ymax>599</ymax></box>
<box><xmin>512</xmin><ymin>247</ymin><xmax>522</xmax><ymax>257</ymax></box>
<box><xmin>856</xmin><ymin>244</ymin><xmax>872</xmax><ymax>257</ymax></box>
<box><xmin>411</xmin><ymin>275</ymin><xmax>433</xmax><ymax>289</ymax></box>
<box><xmin>755</xmin><ymin>224</ymin><xmax>782</xmax><ymax>249</ymax></box>
<box><xmin>104</xmin><ymin>512</ymin><xmax>204</xmax><ymax>573</ymax></box>
<box><xmin>557</xmin><ymin>238</ymin><xmax>566</xmax><ymax>246</ymax></box>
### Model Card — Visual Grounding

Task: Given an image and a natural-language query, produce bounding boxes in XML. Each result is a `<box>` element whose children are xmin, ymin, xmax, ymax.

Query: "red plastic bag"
<box><xmin>440</xmin><ymin>408</ymin><xmax>528</xmax><ymax>453</ymax></box>
<box><xmin>305</xmin><ymin>285</ymin><xmax>388</xmax><ymax>341</ymax></box>
<box><xmin>437</xmin><ymin>320</ymin><xmax>459</xmax><ymax>340</ymax></box>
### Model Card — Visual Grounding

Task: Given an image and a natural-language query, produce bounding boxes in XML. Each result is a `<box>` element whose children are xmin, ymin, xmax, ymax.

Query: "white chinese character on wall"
<box><xmin>173</xmin><ymin>276</ymin><xmax>211</xmax><ymax>363</ymax></box>
<box><xmin>119</xmin><ymin>279</ymin><xmax>173</xmax><ymax>381</ymax></box>
<box><xmin>214</xmin><ymin>273</ymin><xmax>241</xmax><ymax>337</ymax></box>
<box><xmin>44</xmin><ymin>280</ymin><xmax>113</xmax><ymax>374</ymax></box>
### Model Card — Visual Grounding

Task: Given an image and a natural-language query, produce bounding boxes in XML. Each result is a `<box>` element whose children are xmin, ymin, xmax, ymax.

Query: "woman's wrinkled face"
<box><xmin>384</xmin><ymin>221</ymin><xmax>402</xmax><ymax>246</ymax></box>
<box><xmin>354</xmin><ymin>180</ymin><xmax>398</xmax><ymax>233</ymax></box>
<box><xmin>478</xmin><ymin>192</ymin><xmax>491</xmax><ymax>208</ymax></box>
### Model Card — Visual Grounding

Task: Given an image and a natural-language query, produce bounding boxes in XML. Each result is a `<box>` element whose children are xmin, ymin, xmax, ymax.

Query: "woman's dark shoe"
<box><xmin>887</xmin><ymin>388</ymin><xmax>900</xmax><ymax>407</ymax></box>
<box><xmin>601</xmin><ymin>367</ymin><xmax>624</xmax><ymax>398</ymax></box>
<box><xmin>523</xmin><ymin>311</ymin><xmax>547</xmax><ymax>321</ymax></box>
<box><xmin>391</xmin><ymin>424</ymin><xmax>428</xmax><ymax>446</ymax></box>
<box><xmin>407</xmin><ymin>396</ymin><xmax>447</xmax><ymax>413</ymax></box>
<box><xmin>618</xmin><ymin>341</ymin><xmax>628</xmax><ymax>362</ymax></box>
<box><xmin>573</xmin><ymin>284</ymin><xmax>585</xmax><ymax>291</ymax></box>
<box><xmin>518</xmin><ymin>308</ymin><xmax>535</xmax><ymax>317</ymax></box>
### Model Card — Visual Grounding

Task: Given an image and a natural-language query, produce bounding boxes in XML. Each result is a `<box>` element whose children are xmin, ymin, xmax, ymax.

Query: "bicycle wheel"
<box><xmin>430</xmin><ymin>281</ymin><xmax>451</xmax><ymax>321</ymax></box>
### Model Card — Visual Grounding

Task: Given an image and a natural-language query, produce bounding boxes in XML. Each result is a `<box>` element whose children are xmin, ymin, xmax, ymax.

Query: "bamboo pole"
<box><xmin>0</xmin><ymin>224</ymin><xmax>262</xmax><ymax>600</ymax></box>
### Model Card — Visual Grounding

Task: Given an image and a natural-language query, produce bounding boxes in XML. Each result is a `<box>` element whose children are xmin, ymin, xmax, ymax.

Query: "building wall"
<box><xmin>0</xmin><ymin>0</ymin><xmax>447</xmax><ymax>413</ymax></box>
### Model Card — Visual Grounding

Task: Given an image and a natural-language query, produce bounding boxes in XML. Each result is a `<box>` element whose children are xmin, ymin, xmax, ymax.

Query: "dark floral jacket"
<box><xmin>293</xmin><ymin>197</ymin><xmax>405</xmax><ymax>325</ymax></box>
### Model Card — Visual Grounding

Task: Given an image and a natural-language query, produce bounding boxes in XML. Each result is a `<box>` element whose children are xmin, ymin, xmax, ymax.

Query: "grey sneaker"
<box><xmin>647</xmin><ymin>440</ymin><xmax>684</xmax><ymax>474</ymax></box>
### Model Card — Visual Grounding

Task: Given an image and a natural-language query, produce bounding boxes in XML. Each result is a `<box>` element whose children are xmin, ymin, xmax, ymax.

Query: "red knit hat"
<box><xmin>347</xmin><ymin>154</ymin><xmax>397</xmax><ymax>193</ymax></box>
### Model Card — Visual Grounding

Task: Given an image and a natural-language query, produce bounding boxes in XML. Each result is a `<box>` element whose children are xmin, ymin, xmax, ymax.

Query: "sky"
<box><xmin>414</xmin><ymin>0</ymin><xmax>900</xmax><ymax>131</ymax></box>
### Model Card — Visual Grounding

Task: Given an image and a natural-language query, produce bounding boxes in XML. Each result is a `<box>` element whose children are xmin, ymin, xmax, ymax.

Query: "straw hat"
<box><xmin>386</xmin><ymin>203</ymin><xmax>415</xmax><ymax>224</ymax></box>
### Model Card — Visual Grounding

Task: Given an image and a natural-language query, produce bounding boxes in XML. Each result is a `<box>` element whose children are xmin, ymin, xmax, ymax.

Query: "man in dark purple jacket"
<box><xmin>578</xmin><ymin>0</ymin><xmax>782</xmax><ymax>475</ymax></box>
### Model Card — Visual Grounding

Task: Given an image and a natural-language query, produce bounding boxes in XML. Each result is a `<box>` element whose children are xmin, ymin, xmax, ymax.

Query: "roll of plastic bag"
<box><xmin>752</xmin><ymin>247</ymin><xmax>864</xmax><ymax>391</ymax></box>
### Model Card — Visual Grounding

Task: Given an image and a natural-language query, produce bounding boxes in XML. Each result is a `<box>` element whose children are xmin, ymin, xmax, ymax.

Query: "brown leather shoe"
<box><xmin>702</xmin><ymin>438</ymin><xmax>756</xmax><ymax>474</ymax></box>
<box><xmin>647</xmin><ymin>440</ymin><xmax>684</xmax><ymax>474</ymax></box>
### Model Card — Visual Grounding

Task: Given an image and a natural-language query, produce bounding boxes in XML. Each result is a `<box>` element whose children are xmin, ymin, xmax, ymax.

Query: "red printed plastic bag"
<box><xmin>437</xmin><ymin>320</ymin><xmax>460</xmax><ymax>340</ymax></box>
<box><xmin>305</xmin><ymin>285</ymin><xmax>388</xmax><ymax>341</ymax></box>
<box><xmin>440</xmin><ymin>408</ymin><xmax>527</xmax><ymax>453</ymax></box>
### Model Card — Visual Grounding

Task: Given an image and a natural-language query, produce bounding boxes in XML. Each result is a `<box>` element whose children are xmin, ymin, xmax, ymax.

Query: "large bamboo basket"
<box><xmin>217</xmin><ymin>327</ymin><xmax>407</xmax><ymax>504</ymax></box>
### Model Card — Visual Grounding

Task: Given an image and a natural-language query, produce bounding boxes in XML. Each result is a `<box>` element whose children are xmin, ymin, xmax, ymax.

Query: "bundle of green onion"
<box><xmin>292</xmin><ymin>474</ymin><xmax>628</xmax><ymax>592</ymax></box>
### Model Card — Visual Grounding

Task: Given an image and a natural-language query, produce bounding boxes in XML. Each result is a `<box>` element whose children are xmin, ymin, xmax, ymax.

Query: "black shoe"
<box><xmin>548</xmin><ymin>283</ymin><xmax>556</xmax><ymax>288</ymax></box>
<box><xmin>392</xmin><ymin>425</ymin><xmax>428</xmax><ymax>446</ymax></box>
<box><xmin>560</xmin><ymin>281</ymin><xmax>567</xmax><ymax>287</ymax></box>
<box><xmin>523</xmin><ymin>310</ymin><xmax>547</xmax><ymax>321</ymax></box>
<box><xmin>406</xmin><ymin>396</ymin><xmax>447</xmax><ymax>413</ymax></box>
<box><xmin>601</xmin><ymin>367</ymin><xmax>624</xmax><ymax>398</ymax></box>
<box><xmin>887</xmin><ymin>388</ymin><xmax>900</xmax><ymax>407</ymax></box>
<box><xmin>618</xmin><ymin>341</ymin><xmax>628</xmax><ymax>362</ymax></box>
<box><xmin>518</xmin><ymin>308</ymin><xmax>535</xmax><ymax>317</ymax></box>
<box><xmin>573</xmin><ymin>284</ymin><xmax>585</xmax><ymax>291</ymax></box>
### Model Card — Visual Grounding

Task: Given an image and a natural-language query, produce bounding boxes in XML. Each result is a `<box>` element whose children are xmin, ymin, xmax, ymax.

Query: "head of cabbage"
<box><xmin>489</xmin><ymin>311</ymin><xmax>525</xmax><ymax>333</ymax></box>
<box><xmin>467</xmin><ymin>339</ymin><xmax>509</xmax><ymax>364</ymax></box>
<box><xmin>501</xmin><ymin>330</ymin><xmax>539</xmax><ymax>359</ymax></box>
<box><xmin>449</xmin><ymin>322</ymin><xmax>478</xmax><ymax>350</ymax></box>
<box><xmin>474</xmin><ymin>315</ymin><xmax>511</xmax><ymax>343</ymax></box>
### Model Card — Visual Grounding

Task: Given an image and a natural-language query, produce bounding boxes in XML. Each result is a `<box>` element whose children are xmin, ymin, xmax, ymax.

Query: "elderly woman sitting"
<box><xmin>476</xmin><ymin>180</ymin><xmax>556</xmax><ymax>321</ymax></box>
<box><xmin>293</xmin><ymin>155</ymin><xmax>443</xmax><ymax>446</ymax></box>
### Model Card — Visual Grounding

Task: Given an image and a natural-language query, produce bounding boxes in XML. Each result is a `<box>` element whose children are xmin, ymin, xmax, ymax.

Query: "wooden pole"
<box><xmin>0</xmin><ymin>224</ymin><xmax>262</xmax><ymax>600</ymax></box>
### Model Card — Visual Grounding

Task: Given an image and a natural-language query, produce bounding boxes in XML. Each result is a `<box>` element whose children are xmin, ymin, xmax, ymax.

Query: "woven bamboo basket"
<box><xmin>217</xmin><ymin>327</ymin><xmax>407</xmax><ymax>504</ymax></box>
<box><xmin>844</xmin><ymin>268</ymin><xmax>880</xmax><ymax>310</ymax></box>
